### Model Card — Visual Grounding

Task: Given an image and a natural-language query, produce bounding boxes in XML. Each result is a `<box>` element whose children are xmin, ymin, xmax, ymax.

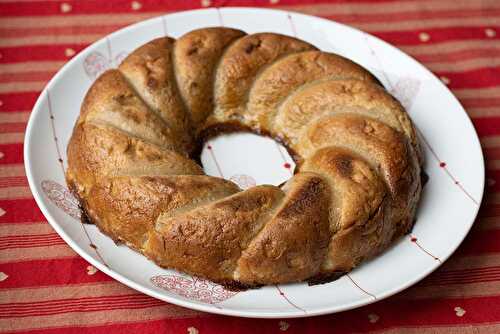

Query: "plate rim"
<box><xmin>24</xmin><ymin>7</ymin><xmax>485</xmax><ymax>318</ymax></box>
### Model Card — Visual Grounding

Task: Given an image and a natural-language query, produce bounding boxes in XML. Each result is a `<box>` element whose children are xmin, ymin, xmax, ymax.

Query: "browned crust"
<box><xmin>235</xmin><ymin>173</ymin><xmax>331</xmax><ymax>285</ymax></box>
<box><xmin>65</xmin><ymin>121</ymin><xmax>203</xmax><ymax>203</ymax></box>
<box><xmin>273</xmin><ymin>78</ymin><xmax>422</xmax><ymax>164</ymax></box>
<box><xmin>69</xmin><ymin>182</ymin><xmax>350</xmax><ymax>290</ymax></box>
<box><xmin>298</xmin><ymin>114</ymin><xmax>420</xmax><ymax>198</ymax></box>
<box><xmin>299</xmin><ymin>146</ymin><xmax>389</xmax><ymax>273</ymax></box>
<box><xmin>74</xmin><ymin>193</ymin><xmax>256</xmax><ymax>291</ymax></box>
<box><xmin>88</xmin><ymin>175</ymin><xmax>240</xmax><ymax>251</ymax></box>
<box><xmin>118</xmin><ymin>37</ymin><xmax>194</xmax><ymax>153</ymax></box>
<box><xmin>65</xmin><ymin>28</ymin><xmax>424</xmax><ymax>288</ymax></box>
<box><xmin>78</xmin><ymin>69</ymin><xmax>182</xmax><ymax>151</ymax></box>
<box><xmin>209</xmin><ymin>33</ymin><xmax>317</xmax><ymax>128</ymax></box>
<box><xmin>143</xmin><ymin>186</ymin><xmax>284</xmax><ymax>283</ymax></box>
<box><xmin>247</xmin><ymin>51</ymin><xmax>381</xmax><ymax>131</ymax></box>
<box><xmin>174</xmin><ymin>27</ymin><xmax>246</xmax><ymax>129</ymax></box>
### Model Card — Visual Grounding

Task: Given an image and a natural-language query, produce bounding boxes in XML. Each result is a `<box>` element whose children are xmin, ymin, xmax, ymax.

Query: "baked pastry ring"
<box><xmin>66</xmin><ymin>28</ymin><xmax>422</xmax><ymax>287</ymax></box>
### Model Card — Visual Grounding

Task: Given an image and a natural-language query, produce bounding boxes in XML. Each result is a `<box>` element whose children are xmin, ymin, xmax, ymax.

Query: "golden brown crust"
<box><xmin>274</xmin><ymin>79</ymin><xmax>422</xmax><ymax>163</ymax></box>
<box><xmin>299</xmin><ymin>147</ymin><xmax>388</xmax><ymax>272</ymax></box>
<box><xmin>79</xmin><ymin>69</ymin><xmax>181</xmax><ymax>151</ymax></box>
<box><xmin>236</xmin><ymin>173</ymin><xmax>331</xmax><ymax>284</ymax></box>
<box><xmin>298</xmin><ymin>114</ymin><xmax>417</xmax><ymax>197</ymax></box>
<box><xmin>247</xmin><ymin>51</ymin><xmax>380</xmax><ymax>131</ymax></box>
<box><xmin>144</xmin><ymin>186</ymin><xmax>284</xmax><ymax>283</ymax></box>
<box><xmin>325</xmin><ymin>201</ymin><xmax>390</xmax><ymax>271</ymax></box>
<box><xmin>66</xmin><ymin>122</ymin><xmax>203</xmax><ymax>199</ymax></box>
<box><xmin>119</xmin><ymin>38</ymin><xmax>194</xmax><ymax>153</ymax></box>
<box><xmin>66</xmin><ymin>28</ymin><xmax>423</xmax><ymax>287</ymax></box>
<box><xmin>208</xmin><ymin>33</ymin><xmax>316</xmax><ymax>128</ymax></box>
<box><xmin>301</xmin><ymin>147</ymin><xmax>386</xmax><ymax>231</ymax></box>
<box><xmin>174</xmin><ymin>28</ymin><xmax>246</xmax><ymax>129</ymax></box>
<box><xmin>298</xmin><ymin>113</ymin><xmax>421</xmax><ymax>232</ymax></box>
<box><xmin>85</xmin><ymin>175</ymin><xmax>239</xmax><ymax>251</ymax></box>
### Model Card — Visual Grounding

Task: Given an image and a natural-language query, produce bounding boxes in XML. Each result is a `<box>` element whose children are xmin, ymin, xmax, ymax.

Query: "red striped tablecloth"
<box><xmin>1</xmin><ymin>1</ymin><xmax>499</xmax><ymax>333</ymax></box>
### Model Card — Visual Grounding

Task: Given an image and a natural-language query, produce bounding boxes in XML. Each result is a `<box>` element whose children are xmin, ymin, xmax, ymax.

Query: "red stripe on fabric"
<box><xmin>423</xmin><ymin>274</ymin><xmax>500</xmax><ymax>286</ymax></box>
<box><xmin>0</xmin><ymin>25</ymin><xmax>124</xmax><ymax>38</ymax></box>
<box><xmin>316</xmin><ymin>295</ymin><xmax>500</xmax><ymax>329</ymax></box>
<box><xmin>0</xmin><ymin>92</ymin><xmax>40</xmax><ymax>112</ymax></box>
<box><xmin>487</xmin><ymin>171</ymin><xmax>500</xmax><ymax>192</ymax></box>
<box><xmin>483</xmin><ymin>147</ymin><xmax>500</xmax><ymax>161</ymax></box>
<box><xmin>0</xmin><ymin>0</ymin><xmax>401</xmax><ymax>17</ymax></box>
<box><xmin>8</xmin><ymin>295</ymin><xmax>500</xmax><ymax>334</ymax></box>
<box><xmin>0</xmin><ymin>176</ymin><xmax>28</xmax><ymax>188</ymax></box>
<box><xmin>0</xmin><ymin>44</ymin><xmax>86</xmax><ymax>62</ymax></box>
<box><xmin>0</xmin><ymin>29</ymin><xmax>498</xmax><ymax>63</ymax></box>
<box><xmin>435</xmin><ymin>67</ymin><xmax>500</xmax><ymax>89</ymax></box>
<box><xmin>373</xmin><ymin>26</ymin><xmax>500</xmax><ymax>46</ymax></box>
<box><xmin>5</xmin><ymin>318</ymin><xmax>200</xmax><ymax>334</ymax></box>
<box><xmin>0</xmin><ymin>199</ymin><xmax>44</xmax><ymax>222</ymax></box>
<box><xmin>472</xmin><ymin>117</ymin><xmax>500</xmax><ymax>137</ymax></box>
<box><xmin>0</xmin><ymin>0</ymin><xmax>194</xmax><ymax>16</ymax></box>
<box><xmin>0</xmin><ymin>71</ymin><xmax>54</xmax><ymax>84</ymax></box>
<box><xmin>2</xmin><ymin>319</ymin><xmax>180</xmax><ymax>334</ymax></box>
<box><xmin>0</xmin><ymin>199</ymin><xmax>46</xmax><ymax>223</ymax></box>
<box><xmin>422</xmin><ymin>267</ymin><xmax>500</xmax><ymax>285</ymax></box>
<box><xmin>327</xmin><ymin>8</ymin><xmax>500</xmax><ymax>25</ymax></box>
<box><xmin>0</xmin><ymin>15</ymin><xmax>500</xmax><ymax>47</ymax></box>
<box><xmin>0</xmin><ymin>233</ymin><xmax>61</xmax><ymax>243</ymax></box>
<box><xmin>0</xmin><ymin>239</ymin><xmax>67</xmax><ymax>250</ymax></box>
<box><xmin>0</xmin><ymin>122</ymin><xmax>26</xmax><ymax>134</ymax></box>
<box><xmin>484</xmin><ymin>147</ymin><xmax>500</xmax><ymax>160</ymax></box>
<box><xmin>455</xmin><ymin>229</ymin><xmax>500</xmax><ymax>255</ymax></box>
<box><xmin>422</xmin><ymin>276</ymin><xmax>500</xmax><ymax>287</ymax></box>
<box><xmin>461</xmin><ymin>97</ymin><xmax>500</xmax><ymax>109</ymax></box>
<box><xmin>0</xmin><ymin>144</ymin><xmax>24</xmax><ymax>164</ymax></box>
<box><xmin>433</xmin><ymin>266</ymin><xmax>500</xmax><ymax>278</ymax></box>
<box><xmin>0</xmin><ymin>241</ymin><xmax>67</xmax><ymax>251</ymax></box>
<box><xmin>480</xmin><ymin>204</ymin><xmax>500</xmax><ymax>218</ymax></box>
<box><xmin>429</xmin><ymin>273</ymin><xmax>500</xmax><ymax>284</ymax></box>
<box><xmin>415</xmin><ymin>48</ymin><xmax>500</xmax><ymax>64</ymax></box>
<box><xmin>0</xmin><ymin>257</ymin><xmax>112</xmax><ymax>288</ymax></box>
<box><xmin>0</xmin><ymin>239</ymin><xmax>64</xmax><ymax>247</ymax></box>
<box><xmin>0</xmin><ymin>7</ymin><xmax>497</xmax><ymax>35</ymax></box>
<box><xmin>1</xmin><ymin>294</ymin><xmax>150</xmax><ymax>308</ymax></box>
<box><xmin>0</xmin><ymin>233</ymin><xmax>65</xmax><ymax>250</ymax></box>
<box><xmin>1</xmin><ymin>301</ymin><xmax>164</xmax><ymax>318</ymax></box>
<box><xmin>0</xmin><ymin>296</ymin><xmax>163</xmax><ymax>318</ymax></box>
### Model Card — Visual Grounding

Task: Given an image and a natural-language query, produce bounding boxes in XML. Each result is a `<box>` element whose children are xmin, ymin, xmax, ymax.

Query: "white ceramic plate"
<box><xmin>24</xmin><ymin>8</ymin><xmax>484</xmax><ymax>318</ymax></box>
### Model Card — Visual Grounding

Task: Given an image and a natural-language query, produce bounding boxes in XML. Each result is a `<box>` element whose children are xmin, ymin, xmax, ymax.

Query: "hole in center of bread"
<box><xmin>200</xmin><ymin>132</ymin><xmax>295</xmax><ymax>189</ymax></box>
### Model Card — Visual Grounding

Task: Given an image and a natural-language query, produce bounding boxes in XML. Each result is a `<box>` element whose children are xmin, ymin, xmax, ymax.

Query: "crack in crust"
<box><xmin>66</xmin><ymin>28</ymin><xmax>423</xmax><ymax>288</ymax></box>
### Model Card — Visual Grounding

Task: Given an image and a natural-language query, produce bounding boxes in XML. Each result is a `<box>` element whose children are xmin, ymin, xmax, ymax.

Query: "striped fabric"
<box><xmin>1</xmin><ymin>0</ymin><xmax>499</xmax><ymax>333</ymax></box>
